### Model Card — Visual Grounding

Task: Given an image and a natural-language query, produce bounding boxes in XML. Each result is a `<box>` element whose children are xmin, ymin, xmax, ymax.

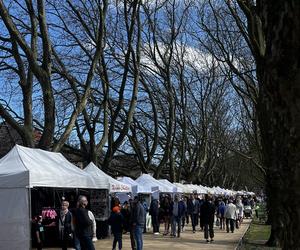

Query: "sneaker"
<box><xmin>154</xmin><ymin>232</ymin><xmax>160</xmax><ymax>235</ymax></box>
<box><xmin>193</xmin><ymin>230</ymin><xmax>196</xmax><ymax>233</ymax></box>
<box><xmin>206</xmin><ymin>239</ymin><xmax>210</xmax><ymax>243</ymax></box>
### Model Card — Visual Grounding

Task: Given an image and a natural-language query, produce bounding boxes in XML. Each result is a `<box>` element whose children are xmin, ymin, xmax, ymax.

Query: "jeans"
<box><xmin>74</xmin><ymin>236</ymin><xmax>81</xmax><ymax>250</ymax></box>
<box><xmin>204</xmin><ymin>223</ymin><xmax>214</xmax><ymax>239</ymax></box>
<box><xmin>79</xmin><ymin>235</ymin><xmax>95</xmax><ymax>250</ymax></box>
<box><xmin>130</xmin><ymin>226</ymin><xmax>136</xmax><ymax>250</ymax></box>
<box><xmin>171</xmin><ymin>216</ymin><xmax>181</xmax><ymax>237</ymax></box>
<box><xmin>151</xmin><ymin>214</ymin><xmax>159</xmax><ymax>233</ymax></box>
<box><xmin>134</xmin><ymin>225</ymin><xmax>144</xmax><ymax>250</ymax></box>
<box><xmin>226</xmin><ymin>218</ymin><xmax>235</xmax><ymax>233</ymax></box>
<box><xmin>191</xmin><ymin>213</ymin><xmax>199</xmax><ymax>231</ymax></box>
<box><xmin>181</xmin><ymin>215</ymin><xmax>185</xmax><ymax>230</ymax></box>
<box><xmin>112</xmin><ymin>232</ymin><xmax>122</xmax><ymax>250</ymax></box>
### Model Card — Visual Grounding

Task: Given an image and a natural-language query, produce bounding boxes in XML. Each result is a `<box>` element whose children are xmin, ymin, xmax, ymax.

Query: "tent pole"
<box><xmin>28</xmin><ymin>187</ymin><xmax>32</xmax><ymax>250</ymax></box>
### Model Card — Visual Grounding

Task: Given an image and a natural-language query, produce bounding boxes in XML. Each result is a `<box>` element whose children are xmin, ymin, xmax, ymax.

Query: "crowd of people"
<box><xmin>107</xmin><ymin>193</ymin><xmax>258</xmax><ymax>249</ymax></box>
<box><xmin>32</xmin><ymin>193</ymin><xmax>258</xmax><ymax>250</ymax></box>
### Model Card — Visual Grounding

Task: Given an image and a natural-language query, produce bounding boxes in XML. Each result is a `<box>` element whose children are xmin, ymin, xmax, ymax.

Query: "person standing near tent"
<box><xmin>142</xmin><ymin>198</ymin><xmax>149</xmax><ymax>233</ymax></box>
<box><xmin>33</xmin><ymin>215</ymin><xmax>45</xmax><ymax>250</ymax></box>
<box><xmin>59</xmin><ymin>201</ymin><xmax>73</xmax><ymax>250</ymax></box>
<box><xmin>149</xmin><ymin>198</ymin><xmax>160</xmax><ymax>235</ymax></box>
<box><xmin>181</xmin><ymin>196</ymin><xmax>188</xmax><ymax>232</ymax></box>
<box><xmin>132</xmin><ymin>196</ymin><xmax>145</xmax><ymax>250</ymax></box>
<box><xmin>72</xmin><ymin>195</ymin><xmax>95</xmax><ymax>250</ymax></box>
<box><xmin>108</xmin><ymin>206</ymin><xmax>124</xmax><ymax>250</ymax></box>
<box><xmin>170</xmin><ymin>195</ymin><xmax>186</xmax><ymax>237</ymax></box>
<box><xmin>200</xmin><ymin>194</ymin><xmax>216</xmax><ymax>243</ymax></box>
<box><xmin>188</xmin><ymin>193</ymin><xmax>200</xmax><ymax>233</ymax></box>
<box><xmin>128</xmin><ymin>198</ymin><xmax>137</xmax><ymax>250</ymax></box>
<box><xmin>161</xmin><ymin>195</ymin><xmax>171</xmax><ymax>235</ymax></box>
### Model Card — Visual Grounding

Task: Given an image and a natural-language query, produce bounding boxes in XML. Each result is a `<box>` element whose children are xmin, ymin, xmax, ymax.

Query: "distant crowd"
<box><xmin>32</xmin><ymin>193</ymin><xmax>260</xmax><ymax>250</ymax></box>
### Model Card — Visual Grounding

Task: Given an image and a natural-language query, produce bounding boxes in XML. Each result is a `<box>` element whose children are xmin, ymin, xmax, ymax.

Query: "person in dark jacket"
<box><xmin>108</xmin><ymin>206</ymin><xmax>124</xmax><ymax>250</ymax></box>
<box><xmin>132</xmin><ymin>196</ymin><xmax>145</xmax><ymax>250</ymax></box>
<box><xmin>187</xmin><ymin>193</ymin><xmax>200</xmax><ymax>233</ymax></box>
<box><xmin>121</xmin><ymin>201</ymin><xmax>130</xmax><ymax>233</ymax></box>
<box><xmin>200</xmin><ymin>194</ymin><xmax>216</xmax><ymax>243</ymax></box>
<box><xmin>72</xmin><ymin>195</ymin><xmax>95</xmax><ymax>250</ymax></box>
<box><xmin>59</xmin><ymin>201</ymin><xmax>73</xmax><ymax>250</ymax></box>
<box><xmin>33</xmin><ymin>215</ymin><xmax>45</xmax><ymax>250</ymax></box>
<box><xmin>149</xmin><ymin>198</ymin><xmax>160</xmax><ymax>234</ymax></box>
<box><xmin>128</xmin><ymin>199</ymin><xmax>137</xmax><ymax>250</ymax></box>
<box><xmin>160</xmin><ymin>196</ymin><xmax>172</xmax><ymax>235</ymax></box>
<box><xmin>170</xmin><ymin>195</ymin><xmax>186</xmax><ymax>237</ymax></box>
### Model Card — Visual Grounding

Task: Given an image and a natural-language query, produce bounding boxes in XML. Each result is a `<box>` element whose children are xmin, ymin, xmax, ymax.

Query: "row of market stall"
<box><xmin>0</xmin><ymin>145</ymin><xmax>254</xmax><ymax>250</ymax></box>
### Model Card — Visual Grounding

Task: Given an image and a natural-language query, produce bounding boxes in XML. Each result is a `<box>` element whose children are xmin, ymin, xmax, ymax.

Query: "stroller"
<box><xmin>244</xmin><ymin>205</ymin><xmax>252</xmax><ymax>218</ymax></box>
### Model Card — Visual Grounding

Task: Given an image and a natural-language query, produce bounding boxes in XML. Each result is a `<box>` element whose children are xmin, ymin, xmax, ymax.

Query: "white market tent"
<box><xmin>118</xmin><ymin>176</ymin><xmax>151</xmax><ymax>194</ymax></box>
<box><xmin>184</xmin><ymin>184</ymin><xmax>208</xmax><ymax>194</ymax></box>
<box><xmin>84</xmin><ymin>162</ymin><xmax>131</xmax><ymax>193</ymax></box>
<box><xmin>135</xmin><ymin>174</ymin><xmax>173</xmax><ymax>193</ymax></box>
<box><xmin>0</xmin><ymin>145</ymin><xmax>103</xmax><ymax>250</ymax></box>
<box><xmin>158</xmin><ymin>179</ymin><xmax>182</xmax><ymax>193</ymax></box>
<box><xmin>173</xmin><ymin>183</ymin><xmax>194</xmax><ymax>193</ymax></box>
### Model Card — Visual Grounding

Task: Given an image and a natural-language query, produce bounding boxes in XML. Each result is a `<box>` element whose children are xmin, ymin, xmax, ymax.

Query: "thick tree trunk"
<box><xmin>258</xmin><ymin>2</ymin><xmax>300</xmax><ymax>248</ymax></box>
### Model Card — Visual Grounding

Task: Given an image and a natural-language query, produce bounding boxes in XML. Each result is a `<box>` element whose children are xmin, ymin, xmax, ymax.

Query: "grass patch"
<box><xmin>241</xmin><ymin>219</ymin><xmax>280</xmax><ymax>250</ymax></box>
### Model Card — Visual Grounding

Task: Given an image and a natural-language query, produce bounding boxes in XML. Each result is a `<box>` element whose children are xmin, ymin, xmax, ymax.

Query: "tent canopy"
<box><xmin>173</xmin><ymin>183</ymin><xmax>194</xmax><ymax>193</ymax></box>
<box><xmin>158</xmin><ymin>179</ymin><xmax>182</xmax><ymax>193</ymax></box>
<box><xmin>119</xmin><ymin>176</ymin><xmax>152</xmax><ymax>194</ymax></box>
<box><xmin>0</xmin><ymin>145</ymin><xmax>102</xmax><ymax>189</ymax></box>
<box><xmin>135</xmin><ymin>174</ymin><xmax>173</xmax><ymax>193</ymax></box>
<box><xmin>84</xmin><ymin>162</ymin><xmax>131</xmax><ymax>193</ymax></box>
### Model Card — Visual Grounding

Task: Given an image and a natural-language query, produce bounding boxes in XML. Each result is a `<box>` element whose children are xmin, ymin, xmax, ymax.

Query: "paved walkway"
<box><xmin>42</xmin><ymin>219</ymin><xmax>250</xmax><ymax>250</ymax></box>
<box><xmin>94</xmin><ymin>219</ymin><xmax>250</xmax><ymax>250</ymax></box>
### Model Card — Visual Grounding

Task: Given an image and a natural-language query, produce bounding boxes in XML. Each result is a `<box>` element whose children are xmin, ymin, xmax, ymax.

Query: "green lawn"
<box><xmin>241</xmin><ymin>219</ymin><xmax>280</xmax><ymax>250</ymax></box>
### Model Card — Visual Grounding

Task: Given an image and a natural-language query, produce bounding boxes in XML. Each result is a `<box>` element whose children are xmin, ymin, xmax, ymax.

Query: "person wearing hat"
<box><xmin>108</xmin><ymin>206</ymin><xmax>124</xmax><ymax>250</ymax></box>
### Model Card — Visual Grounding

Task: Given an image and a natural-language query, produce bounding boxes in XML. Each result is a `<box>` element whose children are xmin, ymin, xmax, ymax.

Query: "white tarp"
<box><xmin>84</xmin><ymin>162</ymin><xmax>131</xmax><ymax>193</ymax></box>
<box><xmin>135</xmin><ymin>174</ymin><xmax>173</xmax><ymax>193</ymax></box>
<box><xmin>0</xmin><ymin>145</ymin><xmax>104</xmax><ymax>250</ymax></box>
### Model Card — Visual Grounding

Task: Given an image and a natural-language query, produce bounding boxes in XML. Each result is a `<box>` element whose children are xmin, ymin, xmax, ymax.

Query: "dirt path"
<box><xmin>95</xmin><ymin>219</ymin><xmax>250</xmax><ymax>250</ymax></box>
<box><xmin>43</xmin><ymin>219</ymin><xmax>250</xmax><ymax>250</ymax></box>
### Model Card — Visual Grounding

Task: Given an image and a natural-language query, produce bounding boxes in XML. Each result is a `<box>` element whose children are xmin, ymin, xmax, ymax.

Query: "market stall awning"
<box><xmin>158</xmin><ymin>179</ymin><xmax>182</xmax><ymax>193</ymax></box>
<box><xmin>135</xmin><ymin>174</ymin><xmax>173</xmax><ymax>193</ymax></box>
<box><xmin>84</xmin><ymin>162</ymin><xmax>131</xmax><ymax>193</ymax></box>
<box><xmin>0</xmin><ymin>145</ymin><xmax>101</xmax><ymax>189</ymax></box>
<box><xmin>118</xmin><ymin>176</ymin><xmax>152</xmax><ymax>194</ymax></box>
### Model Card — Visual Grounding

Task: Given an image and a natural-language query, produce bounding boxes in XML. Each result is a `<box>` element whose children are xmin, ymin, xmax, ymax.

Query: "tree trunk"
<box><xmin>258</xmin><ymin>2</ymin><xmax>300</xmax><ymax>248</ymax></box>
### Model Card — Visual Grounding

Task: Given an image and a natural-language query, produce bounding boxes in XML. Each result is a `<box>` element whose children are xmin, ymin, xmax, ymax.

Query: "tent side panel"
<box><xmin>0</xmin><ymin>188</ymin><xmax>30</xmax><ymax>250</ymax></box>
